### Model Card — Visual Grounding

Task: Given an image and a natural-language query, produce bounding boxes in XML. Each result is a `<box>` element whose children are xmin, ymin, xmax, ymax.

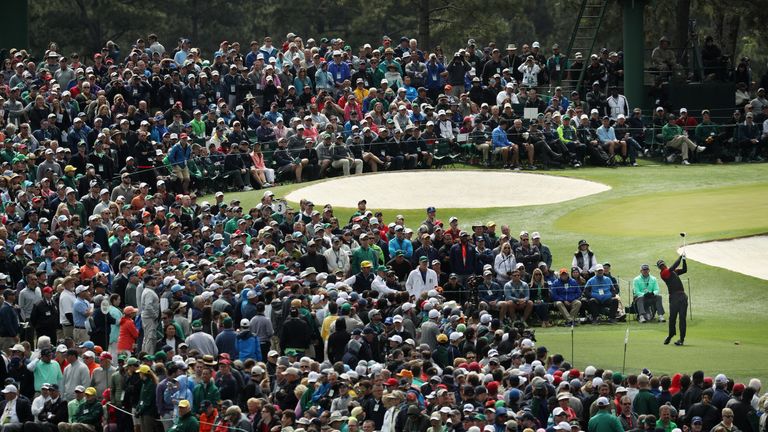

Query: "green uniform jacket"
<box><xmin>632</xmin><ymin>388</ymin><xmax>658</xmax><ymax>416</ymax></box>
<box><xmin>588</xmin><ymin>410</ymin><xmax>624</xmax><ymax>432</ymax></box>
<box><xmin>173</xmin><ymin>411</ymin><xmax>200</xmax><ymax>432</ymax></box>
<box><xmin>351</xmin><ymin>246</ymin><xmax>379</xmax><ymax>275</ymax></box>
<box><xmin>136</xmin><ymin>380</ymin><xmax>158</xmax><ymax>416</ymax></box>
<box><xmin>694</xmin><ymin>122</ymin><xmax>719</xmax><ymax>143</ymax></box>
<box><xmin>661</xmin><ymin>123</ymin><xmax>684</xmax><ymax>143</ymax></box>
<box><xmin>73</xmin><ymin>399</ymin><xmax>103</xmax><ymax>427</ymax></box>
<box><xmin>193</xmin><ymin>381</ymin><xmax>221</xmax><ymax>413</ymax></box>
<box><xmin>299</xmin><ymin>384</ymin><xmax>316</xmax><ymax>412</ymax></box>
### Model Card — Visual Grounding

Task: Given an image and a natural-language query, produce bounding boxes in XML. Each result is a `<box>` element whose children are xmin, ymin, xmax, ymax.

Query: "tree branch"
<box><xmin>429</xmin><ymin>5</ymin><xmax>454</xmax><ymax>13</ymax></box>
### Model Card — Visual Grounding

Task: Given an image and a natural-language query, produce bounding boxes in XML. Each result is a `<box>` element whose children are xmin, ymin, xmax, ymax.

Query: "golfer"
<box><xmin>657</xmin><ymin>255</ymin><xmax>688</xmax><ymax>346</ymax></box>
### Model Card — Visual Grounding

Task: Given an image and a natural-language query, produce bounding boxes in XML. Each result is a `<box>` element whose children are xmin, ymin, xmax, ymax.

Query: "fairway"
<box><xmin>205</xmin><ymin>163</ymin><xmax>768</xmax><ymax>384</ymax></box>
<box><xmin>554</xmin><ymin>183</ymin><xmax>768</xmax><ymax>236</ymax></box>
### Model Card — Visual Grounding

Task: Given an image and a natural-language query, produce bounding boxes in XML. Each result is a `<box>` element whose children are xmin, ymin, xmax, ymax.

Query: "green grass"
<box><xmin>202</xmin><ymin>163</ymin><xmax>768</xmax><ymax>383</ymax></box>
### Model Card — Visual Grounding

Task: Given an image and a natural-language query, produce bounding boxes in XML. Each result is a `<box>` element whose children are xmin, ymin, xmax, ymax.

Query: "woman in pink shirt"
<box><xmin>250</xmin><ymin>142</ymin><xmax>275</xmax><ymax>186</ymax></box>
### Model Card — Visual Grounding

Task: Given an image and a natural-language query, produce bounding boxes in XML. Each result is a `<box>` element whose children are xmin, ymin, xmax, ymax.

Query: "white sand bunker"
<box><xmin>683</xmin><ymin>236</ymin><xmax>768</xmax><ymax>281</ymax></box>
<box><xmin>285</xmin><ymin>170</ymin><xmax>610</xmax><ymax>209</ymax></box>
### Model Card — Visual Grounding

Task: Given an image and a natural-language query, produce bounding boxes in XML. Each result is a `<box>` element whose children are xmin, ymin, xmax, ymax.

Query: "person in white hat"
<box><xmin>236</xmin><ymin>317</ymin><xmax>262</xmax><ymax>362</ymax></box>
<box><xmin>0</xmin><ymin>383</ymin><xmax>33</xmax><ymax>426</ymax></box>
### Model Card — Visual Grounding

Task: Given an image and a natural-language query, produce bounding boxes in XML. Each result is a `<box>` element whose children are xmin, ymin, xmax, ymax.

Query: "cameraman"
<box><xmin>518</xmin><ymin>55</ymin><xmax>542</xmax><ymax>88</ymax></box>
<box><xmin>446</xmin><ymin>51</ymin><xmax>471</xmax><ymax>98</ymax></box>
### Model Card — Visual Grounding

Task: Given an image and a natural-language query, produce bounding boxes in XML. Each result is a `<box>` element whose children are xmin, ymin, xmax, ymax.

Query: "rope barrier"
<box><xmin>105</xmin><ymin>402</ymin><xmax>253</xmax><ymax>432</ymax></box>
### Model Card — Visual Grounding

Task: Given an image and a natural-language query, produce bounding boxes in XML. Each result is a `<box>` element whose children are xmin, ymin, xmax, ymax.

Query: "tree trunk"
<box><xmin>714</xmin><ymin>13</ymin><xmax>724</xmax><ymax>46</ymax></box>
<box><xmin>725</xmin><ymin>13</ymin><xmax>740</xmax><ymax>61</ymax></box>
<box><xmin>191</xmin><ymin>0</ymin><xmax>199</xmax><ymax>45</ymax></box>
<box><xmin>418</xmin><ymin>0</ymin><xmax>431</xmax><ymax>49</ymax></box>
<box><xmin>674</xmin><ymin>0</ymin><xmax>691</xmax><ymax>60</ymax></box>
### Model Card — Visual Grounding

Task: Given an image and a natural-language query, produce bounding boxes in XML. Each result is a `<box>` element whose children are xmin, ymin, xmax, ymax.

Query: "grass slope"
<box><xmin>203</xmin><ymin>163</ymin><xmax>768</xmax><ymax>383</ymax></box>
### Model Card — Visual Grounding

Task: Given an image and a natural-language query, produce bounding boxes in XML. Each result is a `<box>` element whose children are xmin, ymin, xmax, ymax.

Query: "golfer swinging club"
<box><xmin>657</xmin><ymin>253</ymin><xmax>688</xmax><ymax>346</ymax></box>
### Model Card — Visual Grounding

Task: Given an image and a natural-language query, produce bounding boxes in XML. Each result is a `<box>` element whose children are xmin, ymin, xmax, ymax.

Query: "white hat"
<box><xmin>389</xmin><ymin>335</ymin><xmax>403</xmax><ymax>344</ymax></box>
<box><xmin>240</xmin><ymin>318</ymin><xmax>250</xmax><ymax>328</ymax></box>
<box><xmin>428</xmin><ymin>309</ymin><xmax>440</xmax><ymax>319</ymax></box>
<box><xmin>392</xmin><ymin>315</ymin><xmax>403</xmax><ymax>323</ymax></box>
<box><xmin>307</xmin><ymin>371</ymin><xmax>321</xmax><ymax>383</ymax></box>
<box><xmin>449</xmin><ymin>332</ymin><xmax>463</xmax><ymax>341</ymax></box>
<box><xmin>75</xmin><ymin>285</ymin><xmax>89</xmax><ymax>295</ymax></box>
<box><xmin>1</xmin><ymin>385</ymin><xmax>17</xmax><ymax>394</ymax></box>
<box><xmin>555</xmin><ymin>422</ymin><xmax>572</xmax><ymax>430</ymax></box>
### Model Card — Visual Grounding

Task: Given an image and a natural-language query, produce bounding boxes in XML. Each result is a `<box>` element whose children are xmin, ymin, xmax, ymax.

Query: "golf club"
<box><xmin>680</xmin><ymin>232</ymin><xmax>687</xmax><ymax>257</ymax></box>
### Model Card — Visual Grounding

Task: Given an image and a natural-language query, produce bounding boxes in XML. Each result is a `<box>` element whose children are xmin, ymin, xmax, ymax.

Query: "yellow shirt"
<box><xmin>354</xmin><ymin>88</ymin><xmax>369</xmax><ymax>102</ymax></box>
<box><xmin>321</xmin><ymin>315</ymin><xmax>339</xmax><ymax>341</ymax></box>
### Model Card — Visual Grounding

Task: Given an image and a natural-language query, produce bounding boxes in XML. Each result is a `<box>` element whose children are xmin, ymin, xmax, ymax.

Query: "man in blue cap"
<box><xmin>422</xmin><ymin>206</ymin><xmax>438</xmax><ymax>233</ymax></box>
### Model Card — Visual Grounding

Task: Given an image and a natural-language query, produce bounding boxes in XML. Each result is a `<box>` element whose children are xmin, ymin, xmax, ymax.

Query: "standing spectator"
<box><xmin>0</xmin><ymin>289</ymin><xmax>20</xmax><ymax>352</ymax></box>
<box><xmin>61</xmin><ymin>350</ymin><xmax>90</xmax><ymax>401</ymax></box>
<box><xmin>71</xmin><ymin>286</ymin><xmax>92</xmax><ymax>345</ymax></box>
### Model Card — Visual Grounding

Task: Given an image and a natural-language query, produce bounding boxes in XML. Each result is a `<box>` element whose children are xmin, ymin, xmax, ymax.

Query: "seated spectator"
<box><xmin>551</xmin><ymin>268</ymin><xmax>583</xmax><ymax>326</ymax></box>
<box><xmin>584</xmin><ymin>264</ymin><xmax>618</xmax><ymax>324</ymax></box>
<box><xmin>662</xmin><ymin>114</ymin><xmax>706</xmax><ymax>165</ymax></box>
<box><xmin>632</xmin><ymin>264</ymin><xmax>666</xmax><ymax>323</ymax></box>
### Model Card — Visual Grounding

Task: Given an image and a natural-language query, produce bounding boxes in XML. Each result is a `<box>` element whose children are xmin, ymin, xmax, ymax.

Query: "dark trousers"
<box><xmin>389</xmin><ymin>155</ymin><xmax>404</xmax><ymax>171</ymax></box>
<box><xmin>668</xmin><ymin>293</ymin><xmax>688</xmax><ymax>341</ymax></box>
<box><xmin>260</xmin><ymin>342</ymin><xmax>271</xmax><ymax>363</ymax></box>
<box><xmin>588</xmin><ymin>297</ymin><xmax>618</xmax><ymax>319</ymax></box>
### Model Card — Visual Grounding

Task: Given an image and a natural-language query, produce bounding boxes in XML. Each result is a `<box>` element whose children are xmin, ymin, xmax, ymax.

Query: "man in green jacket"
<box><xmin>694</xmin><ymin>110</ymin><xmax>723</xmax><ymax>164</ymax></box>
<box><xmin>192</xmin><ymin>367</ymin><xmax>221</xmax><ymax>414</ymax></box>
<box><xmin>171</xmin><ymin>399</ymin><xmax>200</xmax><ymax>432</ymax></box>
<box><xmin>661</xmin><ymin>114</ymin><xmax>705</xmax><ymax>165</ymax></box>
<box><xmin>632</xmin><ymin>374</ymin><xmax>659</xmax><ymax>416</ymax></box>
<box><xmin>58</xmin><ymin>387</ymin><xmax>102</xmax><ymax>432</ymax></box>
<box><xmin>588</xmin><ymin>397</ymin><xmax>624</xmax><ymax>432</ymax></box>
<box><xmin>350</xmin><ymin>234</ymin><xmax>380</xmax><ymax>275</ymax></box>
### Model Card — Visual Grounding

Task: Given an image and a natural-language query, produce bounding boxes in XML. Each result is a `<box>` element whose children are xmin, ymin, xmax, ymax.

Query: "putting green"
<box><xmin>555</xmin><ymin>183</ymin><xmax>768</xmax><ymax>237</ymax></box>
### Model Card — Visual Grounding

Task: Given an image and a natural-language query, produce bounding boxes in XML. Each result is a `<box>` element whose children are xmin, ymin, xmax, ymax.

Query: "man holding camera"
<box><xmin>632</xmin><ymin>264</ymin><xmax>665</xmax><ymax>323</ymax></box>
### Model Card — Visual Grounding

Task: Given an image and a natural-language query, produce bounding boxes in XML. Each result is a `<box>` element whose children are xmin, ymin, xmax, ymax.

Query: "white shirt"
<box><xmin>496</xmin><ymin>90</ymin><xmax>520</xmax><ymax>106</ymax></box>
<box><xmin>372</xmin><ymin>275</ymin><xmax>398</xmax><ymax>297</ymax></box>
<box><xmin>1</xmin><ymin>397</ymin><xmax>19</xmax><ymax>424</ymax></box>
<box><xmin>324</xmin><ymin>247</ymin><xmax>350</xmax><ymax>274</ymax></box>
<box><xmin>405</xmin><ymin>267</ymin><xmax>438</xmax><ymax>298</ymax></box>
<box><xmin>32</xmin><ymin>394</ymin><xmax>49</xmax><ymax>418</ymax></box>
<box><xmin>59</xmin><ymin>289</ymin><xmax>76</xmax><ymax>326</ymax></box>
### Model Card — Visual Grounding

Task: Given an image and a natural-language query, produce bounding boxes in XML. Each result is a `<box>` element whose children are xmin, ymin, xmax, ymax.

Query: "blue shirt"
<box><xmin>492</xmin><ymin>126</ymin><xmax>511</xmax><ymax>148</ymax></box>
<box><xmin>388</xmin><ymin>237</ymin><xmax>414</xmax><ymax>258</ymax></box>
<box><xmin>596</xmin><ymin>125</ymin><xmax>617</xmax><ymax>143</ymax></box>
<box><xmin>479</xmin><ymin>281</ymin><xmax>503</xmax><ymax>302</ymax></box>
<box><xmin>585</xmin><ymin>275</ymin><xmax>614</xmax><ymax>302</ymax></box>
<box><xmin>504</xmin><ymin>280</ymin><xmax>530</xmax><ymax>301</ymax></box>
<box><xmin>72</xmin><ymin>298</ymin><xmax>90</xmax><ymax>327</ymax></box>
<box><xmin>425</xmin><ymin>62</ymin><xmax>446</xmax><ymax>89</ymax></box>
<box><xmin>328</xmin><ymin>62</ymin><xmax>351</xmax><ymax>85</ymax></box>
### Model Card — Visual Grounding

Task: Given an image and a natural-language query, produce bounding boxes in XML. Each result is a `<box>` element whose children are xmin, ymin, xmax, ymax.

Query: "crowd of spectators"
<box><xmin>2</xmin><ymin>33</ymin><xmax>766</xmax><ymax>201</ymax></box>
<box><xmin>0</xmin><ymin>32</ymin><xmax>765</xmax><ymax>432</ymax></box>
